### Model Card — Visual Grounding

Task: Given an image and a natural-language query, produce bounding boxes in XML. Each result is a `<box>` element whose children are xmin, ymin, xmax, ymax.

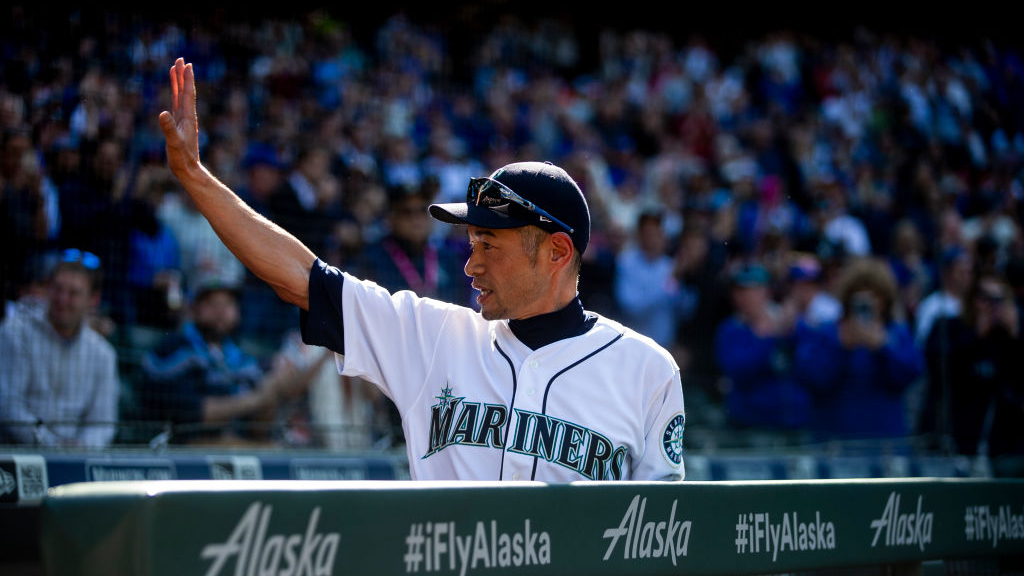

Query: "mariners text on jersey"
<box><xmin>425</xmin><ymin>385</ymin><xmax>628</xmax><ymax>480</ymax></box>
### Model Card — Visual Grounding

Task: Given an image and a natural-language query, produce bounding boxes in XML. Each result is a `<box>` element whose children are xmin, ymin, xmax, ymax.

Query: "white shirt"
<box><xmin>914</xmin><ymin>290</ymin><xmax>962</xmax><ymax>345</ymax></box>
<box><xmin>0</xmin><ymin>307</ymin><xmax>119</xmax><ymax>448</ymax></box>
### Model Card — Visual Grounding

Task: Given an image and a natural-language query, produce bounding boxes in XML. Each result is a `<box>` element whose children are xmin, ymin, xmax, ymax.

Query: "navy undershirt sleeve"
<box><xmin>299</xmin><ymin>258</ymin><xmax>346</xmax><ymax>354</ymax></box>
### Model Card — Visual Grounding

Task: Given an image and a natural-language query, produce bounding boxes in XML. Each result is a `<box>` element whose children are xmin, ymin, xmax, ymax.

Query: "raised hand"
<box><xmin>158</xmin><ymin>58</ymin><xmax>201</xmax><ymax>177</ymax></box>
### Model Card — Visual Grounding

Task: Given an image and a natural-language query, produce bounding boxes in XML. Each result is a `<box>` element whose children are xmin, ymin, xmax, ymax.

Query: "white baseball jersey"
<box><xmin>302</xmin><ymin>259</ymin><xmax>686</xmax><ymax>481</ymax></box>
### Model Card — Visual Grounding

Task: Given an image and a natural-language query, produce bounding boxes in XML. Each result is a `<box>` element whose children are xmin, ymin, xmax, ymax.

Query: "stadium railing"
<box><xmin>2</xmin><ymin>448</ymin><xmax>1021</xmax><ymax>575</ymax></box>
<box><xmin>33</xmin><ymin>476</ymin><xmax>1024</xmax><ymax>576</ymax></box>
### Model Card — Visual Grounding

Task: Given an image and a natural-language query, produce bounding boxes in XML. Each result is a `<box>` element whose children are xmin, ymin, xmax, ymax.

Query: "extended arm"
<box><xmin>158</xmin><ymin>58</ymin><xmax>315</xmax><ymax>309</ymax></box>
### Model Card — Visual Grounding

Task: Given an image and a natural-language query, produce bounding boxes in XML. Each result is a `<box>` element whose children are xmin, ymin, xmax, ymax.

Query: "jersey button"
<box><xmin>529</xmin><ymin>360</ymin><xmax>539</xmax><ymax>368</ymax></box>
<box><xmin>526</xmin><ymin>388</ymin><xmax>535</xmax><ymax>396</ymax></box>
<box><xmin>512</xmin><ymin>473</ymin><xmax>521</xmax><ymax>480</ymax></box>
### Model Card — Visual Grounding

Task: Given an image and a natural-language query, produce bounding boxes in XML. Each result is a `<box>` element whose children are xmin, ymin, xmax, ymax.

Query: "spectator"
<box><xmin>783</xmin><ymin>252</ymin><xmax>842</xmax><ymax>328</ymax></box>
<box><xmin>614</xmin><ymin>210</ymin><xmax>695</xmax><ymax>351</ymax></box>
<box><xmin>914</xmin><ymin>245</ymin><xmax>974</xmax><ymax>345</ymax></box>
<box><xmin>157</xmin><ymin>187</ymin><xmax>246</xmax><ymax>292</ymax></box>
<box><xmin>236</xmin><ymin>142</ymin><xmax>284</xmax><ymax>219</ymax></box>
<box><xmin>269</xmin><ymin>142</ymin><xmax>347</xmax><ymax>259</ymax></box>
<box><xmin>673</xmin><ymin>223</ymin><xmax>730</xmax><ymax>409</ymax></box>
<box><xmin>59</xmin><ymin>139</ymin><xmax>133</xmax><ymax>290</ymax></box>
<box><xmin>794</xmin><ymin>257</ymin><xmax>923</xmax><ymax>446</ymax></box>
<box><xmin>123</xmin><ymin>166</ymin><xmax>183</xmax><ymax>328</ymax></box>
<box><xmin>714</xmin><ymin>261</ymin><xmax>811</xmax><ymax>433</ymax></box>
<box><xmin>357</xmin><ymin>183</ymin><xmax>472</xmax><ymax>306</ymax></box>
<box><xmin>2</xmin><ymin>252</ymin><xmax>52</xmax><ymax>322</ymax></box>
<box><xmin>887</xmin><ymin>219</ymin><xmax>935</xmax><ymax>324</ymax></box>
<box><xmin>811</xmin><ymin>176</ymin><xmax>873</xmax><ymax>258</ymax></box>
<box><xmin>734</xmin><ymin>174</ymin><xmax>811</xmax><ymax>257</ymax></box>
<box><xmin>137</xmin><ymin>276</ymin><xmax>328</xmax><ymax>446</ymax></box>
<box><xmin>1</xmin><ymin>127</ymin><xmax>50</xmax><ymax>305</ymax></box>
<box><xmin>0</xmin><ymin>249</ymin><xmax>119</xmax><ymax>448</ymax></box>
<box><xmin>920</xmin><ymin>272</ymin><xmax>1023</xmax><ymax>467</ymax></box>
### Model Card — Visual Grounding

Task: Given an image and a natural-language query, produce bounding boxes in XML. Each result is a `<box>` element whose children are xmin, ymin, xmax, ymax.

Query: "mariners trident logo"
<box><xmin>662</xmin><ymin>413</ymin><xmax>685</xmax><ymax>466</ymax></box>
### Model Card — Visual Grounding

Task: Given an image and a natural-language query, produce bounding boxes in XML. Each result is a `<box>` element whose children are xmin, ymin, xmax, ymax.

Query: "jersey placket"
<box><xmin>502</xmin><ymin>352</ymin><xmax>548</xmax><ymax>481</ymax></box>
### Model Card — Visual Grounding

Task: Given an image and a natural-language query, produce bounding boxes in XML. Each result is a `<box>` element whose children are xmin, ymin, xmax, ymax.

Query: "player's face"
<box><xmin>465</xmin><ymin>226</ymin><xmax>550</xmax><ymax>320</ymax></box>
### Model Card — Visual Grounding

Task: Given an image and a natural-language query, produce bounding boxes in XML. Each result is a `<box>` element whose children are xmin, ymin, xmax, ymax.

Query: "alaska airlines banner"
<box><xmin>40</xmin><ymin>478</ymin><xmax>1024</xmax><ymax>576</ymax></box>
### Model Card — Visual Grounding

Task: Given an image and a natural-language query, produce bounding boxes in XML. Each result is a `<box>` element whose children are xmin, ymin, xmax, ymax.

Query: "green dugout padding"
<box><xmin>41</xmin><ymin>479</ymin><xmax>1024</xmax><ymax>576</ymax></box>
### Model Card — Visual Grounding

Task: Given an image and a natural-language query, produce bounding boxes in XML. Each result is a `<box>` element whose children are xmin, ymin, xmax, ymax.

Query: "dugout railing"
<box><xmin>27</xmin><ymin>476</ymin><xmax>1024</xmax><ymax>576</ymax></box>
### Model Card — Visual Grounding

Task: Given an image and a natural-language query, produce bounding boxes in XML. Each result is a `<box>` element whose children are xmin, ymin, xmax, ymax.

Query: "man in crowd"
<box><xmin>0</xmin><ymin>249</ymin><xmax>119</xmax><ymax>448</ymax></box>
<box><xmin>137</xmin><ymin>275</ymin><xmax>329</xmax><ymax>445</ymax></box>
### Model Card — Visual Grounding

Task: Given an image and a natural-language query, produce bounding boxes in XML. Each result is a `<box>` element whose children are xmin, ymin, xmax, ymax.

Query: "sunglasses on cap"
<box><xmin>467</xmin><ymin>177</ymin><xmax>574</xmax><ymax>234</ymax></box>
<box><xmin>61</xmin><ymin>248</ymin><xmax>101</xmax><ymax>270</ymax></box>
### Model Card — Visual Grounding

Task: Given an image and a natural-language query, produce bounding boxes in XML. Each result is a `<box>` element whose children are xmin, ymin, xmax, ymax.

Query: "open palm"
<box><xmin>158</xmin><ymin>58</ymin><xmax>201</xmax><ymax>175</ymax></box>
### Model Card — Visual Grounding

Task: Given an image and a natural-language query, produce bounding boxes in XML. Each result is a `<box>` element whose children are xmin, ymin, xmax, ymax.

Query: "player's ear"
<box><xmin>547</xmin><ymin>231</ymin><xmax>574</xmax><ymax>270</ymax></box>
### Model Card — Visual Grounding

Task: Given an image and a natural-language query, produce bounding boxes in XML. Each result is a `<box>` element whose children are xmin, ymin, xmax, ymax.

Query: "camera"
<box><xmin>850</xmin><ymin>293</ymin><xmax>875</xmax><ymax>322</ymax></box>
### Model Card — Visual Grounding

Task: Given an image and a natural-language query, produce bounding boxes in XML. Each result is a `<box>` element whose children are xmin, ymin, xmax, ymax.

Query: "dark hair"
<box><xmin>519</xmin><ymin>226</ymin><xmax>582</xmax><ymax>277</ymax></box>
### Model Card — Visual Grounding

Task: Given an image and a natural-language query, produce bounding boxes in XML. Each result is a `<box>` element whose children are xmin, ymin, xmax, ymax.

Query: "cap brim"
<box><xmin>428</xmin><ymin>202</ymin><xmax>531</xmax><ymax>229</ymax></box>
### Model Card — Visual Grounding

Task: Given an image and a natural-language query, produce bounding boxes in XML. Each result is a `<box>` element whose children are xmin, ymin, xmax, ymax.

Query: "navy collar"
<box><xmin>507</xmin><ymin>296</ymin><xmax>596</xmax><ymax>350</ymax></box>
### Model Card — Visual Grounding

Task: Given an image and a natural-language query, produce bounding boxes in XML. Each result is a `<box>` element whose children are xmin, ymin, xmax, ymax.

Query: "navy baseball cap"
<box><xmin>429</xmin><ymin>161</ymin><xmax>591</xmax><ymax>254</ymax></box>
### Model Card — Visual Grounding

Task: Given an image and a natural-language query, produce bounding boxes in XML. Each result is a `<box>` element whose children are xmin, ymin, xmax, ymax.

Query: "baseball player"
<box><xmin>159</xmin><ymin>58</ymin><xmax>685</xmax><ymax>481</ymax></box>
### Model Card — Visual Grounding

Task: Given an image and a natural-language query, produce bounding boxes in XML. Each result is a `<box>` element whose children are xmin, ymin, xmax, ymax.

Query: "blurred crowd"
<box><xmin>1</xmin><ymin>9</ymin><xmax>1022</xmax><ymax>472</ymax></box>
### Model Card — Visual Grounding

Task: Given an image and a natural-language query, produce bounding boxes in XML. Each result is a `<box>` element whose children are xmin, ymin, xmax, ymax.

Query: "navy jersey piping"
<box><xmin>494</xmin><ymin>339</ymin><xmax>517</xmax><ymax>480</ymax></box>
<box><xmin>530</xmin><ymin>332</ymin><xmax>625</xmax><ymax>481</ymax></box>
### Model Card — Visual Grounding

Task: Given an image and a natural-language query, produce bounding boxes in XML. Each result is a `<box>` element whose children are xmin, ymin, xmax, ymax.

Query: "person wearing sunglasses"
<box><xmin>0</xmin><ymin>249</ymin><xmax>119</xmax><ymax>448</ymax></box>
<box><xmin>160</xmin><ymin>58</ymin><xmax>685</xmax><ymax>481</ymax></box>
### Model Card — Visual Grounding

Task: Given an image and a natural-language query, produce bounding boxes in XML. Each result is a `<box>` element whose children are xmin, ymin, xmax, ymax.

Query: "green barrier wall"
<box><xmin>41</xmin><ymin>478</ymin><xmax>1024</xmax><ymax>576</ymax></box>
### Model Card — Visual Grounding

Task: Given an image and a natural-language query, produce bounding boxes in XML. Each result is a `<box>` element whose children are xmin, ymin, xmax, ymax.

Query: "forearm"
<box><xmin>272</xmin><ymin>349</ymin><xmax>334</xmax><ymax>399</ymax></box>
<box><xmin>201</xmin><ymin>388</ymin><xmax>273</xmax><ymax>424</ymax></box>
<box><xmin>0</xmin><ymin>404</ymin><xmax>61</xmax><ymax>446</ymax></box>
<box><xmin>174</xmin><ymin>162</ymin><xmax>316</xmax><ymax>309</ymax></box>
<box><xmin>160</xmin><ymin>59</ymin><xmax>315</xmax><ymax>309</ymax></box>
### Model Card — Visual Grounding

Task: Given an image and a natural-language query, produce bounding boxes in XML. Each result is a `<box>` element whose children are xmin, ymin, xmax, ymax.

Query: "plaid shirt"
<box><xmin>0</xmin><ymin>306</ymin><xmax>119</xmax><ymax>448</ymax></box>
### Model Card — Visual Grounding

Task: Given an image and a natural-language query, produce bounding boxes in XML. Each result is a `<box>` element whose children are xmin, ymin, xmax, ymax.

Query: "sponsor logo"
<box><xmin>870</xmin><ymin>492</ymin><xmax>933</xmax><ymax>552</ymax></box>
<box><xmin>602</xmin><ymin>495</ymin><xmax>691</xmax><ymax>566</ymax></box>
<box><xmin>734</xmin><ymin>510</ymin><xmax>836</xmax><ymax>560</ymax></box>
<box><xmin>661</xmin><ymin>413</ymin><xmax>685</xmax><ymax>466</ymax></box>
<box><xmin>402</xmin><ymin>520</ymin><xmax>551</xmax><ymax>576</ymax></box>
<box><xmin>0</xmin><ymin>467</ymin><xmax>15</xmax><ymax>497</ymax></box>
<box><xmin>964</xmin><ymin>505</ymin><xmax>1024</xmax><ymax>548</ymax></box>
<box><xmin>424</xmin><ymin>386</ymin><xmax>628</xmax><ymax>480</ymax></box>
<box><xmin>200</xmin><ymin>502</ymin><xmax>340</xmax><ymax>576</ymax></box>
<box><xmin>208</xmin><ymin>456</ymin><xmax>262</xmax><ymax>480</ymax></box>
<box><xmin>85</xmin><ymin>459</ymin><xmax>175</xmax><ymax>481</ymax></box>
<box><xmin>1</xmin><ymin>455</ymin><xmax>47</xmax><ymax>503</ymax></box>
<box><xmin>291</xmin><ymin>465</ymin><xmax>366</xmax><ymax>481</ymax></box>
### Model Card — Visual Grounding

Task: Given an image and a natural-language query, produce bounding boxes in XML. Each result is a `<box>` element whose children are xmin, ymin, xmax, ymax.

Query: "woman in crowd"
<box><xmin>794</xmin><ymin>257</ymin><xmax>924</xmax><ymax>449</ymax></box>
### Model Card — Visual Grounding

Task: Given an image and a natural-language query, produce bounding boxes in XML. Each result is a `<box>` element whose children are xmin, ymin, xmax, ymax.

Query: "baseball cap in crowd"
<box><xmin>788</xmin><ymin>255</ymin><xmax>822</xmax><ymax>283</ymax></box>
<box><xmin>241</xmin><ymin>143</ymin><xmax>282</xmax><ymax>170</ymax></box>
<box><xmin>428</xmin><ymin>161</ymin><xmax>591</xmax><ymax>254</ymax></box>
<box><xmin>731</xmin><ymin>262</ymin><xmax>771</xmax><ymax>287</ymax></box>
<box><xmin>189</xmin><ymin>274</ymin><xmax>241</xmax><ymax>303</ymax></box>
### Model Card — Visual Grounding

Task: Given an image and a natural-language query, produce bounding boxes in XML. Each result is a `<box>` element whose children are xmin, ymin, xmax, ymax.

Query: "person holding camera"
<box><xmin>793</xmin><ymin>257</ymin><xmax>924</xmax><ymax>449</ymax></box>
<box><xmin>921</xmin><ymin>272</ymin><xmax>1022</xmax><ymax>472</ymax></box>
